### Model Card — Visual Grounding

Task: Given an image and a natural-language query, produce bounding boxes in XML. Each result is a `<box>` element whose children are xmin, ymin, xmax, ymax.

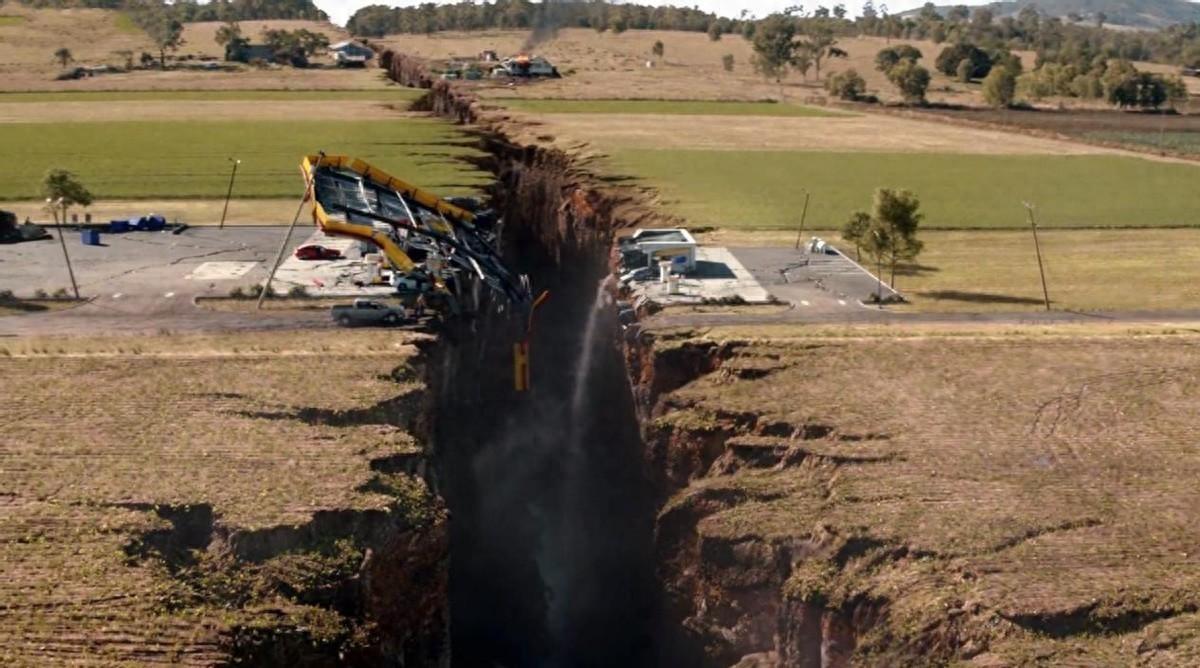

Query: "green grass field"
<box><xmin>0</xmin><ymin>89</ymin><xmax>425</xmax><ymax>103</ymax></box>
<box><xmin>0</xmin><ymin>14</ymin><xmax>27</xmax><ymax>26</ymax></box>
<box><xmin>611</xmin><ymin>150</ymin><xmax>1200</xmax><ymax>229</ymax></box>
<box><xmin>1085</xmin><ymin>131</ymin><xmax>1200</xmax><ymax>156</ymax></box>
<box><xmin>494</xmin><ymin>98</ymin><xmax>842</xmax><ymax>117</ymax></box>
<box><xmin>0</xmin><ymin>119</ymin><xmax>488</xmax><ymax>200</ymax></box>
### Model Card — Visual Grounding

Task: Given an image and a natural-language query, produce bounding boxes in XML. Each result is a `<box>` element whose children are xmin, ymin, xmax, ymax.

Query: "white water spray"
<box><xmin>570</xmin><ymin>276</ymin><xmax>614</xmax><ymax>429</ymax></box>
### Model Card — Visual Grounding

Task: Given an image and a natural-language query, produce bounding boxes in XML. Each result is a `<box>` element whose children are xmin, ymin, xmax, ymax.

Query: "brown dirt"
<box><xmin>512</xmin><ymin>110</ymin><xmax>1108</xmax><ymax>154</ymax></box>
<box><xmin>632</xmin><ymin>328</ymin><xmax>1200</xmax><ymax>665</ymax></box>
<box><xmin>0</xmin><ymin>99</ymin><xmax>415</xmax><ymax>123</ymax></box>
<box><xmin>0</xmin><ymin>329</ymin><xmax>447</xmax><ymax>664</ymax></box>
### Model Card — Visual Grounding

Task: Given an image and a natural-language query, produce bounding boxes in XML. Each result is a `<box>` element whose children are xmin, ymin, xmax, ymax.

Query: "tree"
<box><xmin>887</xmin><ymin>59</ymin><xmax>931</xmax><ymax>104</ymax></box>
<box><xmin>868</xmin><ymin>188</ymin><xmax>923</xmax><ymax>287</ymax></box>
<box><xmin>214</xmin><ymin>21</ymin><xmax>242</xmax><ymax>47</ymax></box>
<box><xmin>1095</xmin><ymin>11</ymin><xmax>1107</xmax><ymax>29</ymax></box>
<box><xmin>53</xmin><ymin>47</ymin><xmax>73</xmax><ymax>69</ymax></box>
<box><xmin>115</xmin><ymin>50</ymin><xmax>134</xmax><ymax>70</ymax></box>
<box><xmin>875</xmin><ymin>45</ymin><xmax>921</xmax><ymax>73</ymax></box>
<box><xmin>841</xmin><ymin>210</ymin><xmax>871</xmax><ymax>261</ymax></box>
<box><xmin>722</xmin><ymin>53</ymin><xmax>735</xmax><ymax>72</ymax></box>
<box><xmin>798</xmin><ymin>28</ymin><xmax>846</xmax><ymax>80</ymax></box>
<box><xmin>146</xmin><ymin>12</ymin><xmax>185</xmax><ymax>69</ymax></box>
<box><xmin>935</xmin><ymin>42</ymin><xmax>990</xmax><ymax>79</ymax></box>
<box><xmin>982</xmin><ymin>66</ymin><xmax>1016</xmax><ymax>107</ymax></box>
<box><xmin>652</xmin><ymin>40</ymin><xmax>665</xmax><ymax>60</ymax></box>
<box><xmin>42</xmin><ymin>169</ymin><xmax>93</xmax><ymax>219</ymax></box>
<box><xmin>955</xmin><ymin>58</ymin><xmax>972</xmax><ymax>82</ymax></box>
<box><xmin>751</xmin><ymin>13</ymin><xmax>797</xmax><ymax>83</ymax></box>
<box><xmin>707</xmin><ymin>21</ymin><xmax>722</xmax><ymax>41</ymax></box>
<box><xmin>825</xmin><ymin>68</ymin><xmax>866</xmax><ymax>100</ymax></box>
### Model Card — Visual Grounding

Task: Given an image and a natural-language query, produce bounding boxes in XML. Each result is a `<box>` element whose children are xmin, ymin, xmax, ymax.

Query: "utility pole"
<box><xmin>259</xmin><ymin>152</ymin><xmax>324</xmax><ymax>310</ymax></box>
<box><xmin>1024</xmin><ymin>201</ymin><xmax>1051</xmax><ymax>311</ymax></box>
<box><xmin>793</xmin><ymin>191</ymin><xmax>811</xmax><ymax>250</ymax></box>
<box><xmin>872</xmin><ymin>228</ymin><xmax>883</xmax><ymax>306</ymax></box>
<box><xmin>219</xmin><ymin>158</ymin><xmax>240</xmax><ymax>230</ymax></box>
<box><xmin>48</xmin><ymin>197</ymin><xmax>80</xmax><ymax>300</ymax></box>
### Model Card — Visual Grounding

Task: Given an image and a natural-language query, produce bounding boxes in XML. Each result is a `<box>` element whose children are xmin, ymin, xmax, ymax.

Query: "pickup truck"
<box><xmin>331</xmin><ymin>299</ymin><xmax>407</xmax><ymax>327</ymax></box>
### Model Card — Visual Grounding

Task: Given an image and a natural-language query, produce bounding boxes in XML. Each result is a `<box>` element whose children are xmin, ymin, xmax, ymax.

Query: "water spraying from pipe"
<box><xmin>570</xmin><ymin>275</ymin><xmax>614</xmax><ymax>432</ymax></box>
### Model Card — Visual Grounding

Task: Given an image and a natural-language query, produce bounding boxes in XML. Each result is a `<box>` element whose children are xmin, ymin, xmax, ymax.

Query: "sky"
<box><xmin>313</xmin><ymin>0</ymin><xmax>953</xmax><ymax>27</ymax></box>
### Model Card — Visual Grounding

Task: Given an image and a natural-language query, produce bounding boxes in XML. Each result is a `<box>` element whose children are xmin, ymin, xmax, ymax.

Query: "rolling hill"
<box><xmin>914</xmin><ymin>0</ymin><xmax>1200</xmax><ymax>28</ymax></box>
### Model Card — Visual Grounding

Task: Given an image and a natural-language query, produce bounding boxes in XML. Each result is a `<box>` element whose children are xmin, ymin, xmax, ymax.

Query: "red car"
<box><xmin>295</xmin><ymin>245</ymin><xmax>343</xmax><ymax>261</ymax></box>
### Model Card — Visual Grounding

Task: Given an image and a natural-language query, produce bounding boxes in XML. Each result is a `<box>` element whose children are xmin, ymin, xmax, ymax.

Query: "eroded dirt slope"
<box><xmin>0</xmin><ymin>331</ymin><xmax>447</xmax><ymax>665</ymax></box>
<box><xmin>630</xmin><ymin>327</ymin><xmax>1200</xmax><ymax>666</ymax></box>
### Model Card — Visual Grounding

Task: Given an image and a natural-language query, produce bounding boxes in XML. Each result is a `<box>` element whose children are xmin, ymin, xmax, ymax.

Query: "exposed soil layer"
<box><xmin>0</xmin><ymin>333</ymin><xmax>449</xmax><ymax>665</ymax></box>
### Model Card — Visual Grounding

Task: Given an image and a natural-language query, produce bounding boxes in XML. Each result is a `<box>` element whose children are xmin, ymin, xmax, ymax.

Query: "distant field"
<box><xmin>611</xmin><ymin>149</ymin><xmax>1200</xmax><ymax>229</ymax></box>
<box><xmin>496</xmin><ymin>98</ymin><xmax>840</xmax><ymax>117</ymax></box>
<box><xmin>1085</xmin><ymin>131</ymin><xmax>1200</xmax><ymax>155</ymax></box>
<box><xmin>0</xmin><ymin>15</ymin><xmax>26</xmax><ymax>27</ymax></box>
<box><xmin>0</xmin><ymin>89</ymin><xmax>424</xmax><ymax>103</ymax></box>
<box><xmin>886</xmin><ymin>229</ymin><xmax>1200</xmax><ymax>312</ymax></box>
<box><xmin>0</xmin><ymin>119</ymin><xmax>487</xmax><ymax>200</ymax></box>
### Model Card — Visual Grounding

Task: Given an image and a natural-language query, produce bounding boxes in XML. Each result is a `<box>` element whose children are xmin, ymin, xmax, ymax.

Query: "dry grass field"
<box><xmin>390</xmin><ymin>29</ymin><xmax>1028</xmax><ymax>105</ymax></box>
<box><xmin>697</xmin><ymin>229</ymin><xmax>1200</xmax><ymax>312</ymax></box>
<box><xmin>0</xmin><ymin>8</ymin><xmax>386</xmax><ymax>91</ymax></box>
<box><xmin>0</xmin><ymin>329</ymin><xmax>438</xmax><ymax>664</ymax></box>
<box><xmin>654</xmin><ymin>327</ymin><xmax>1200</xmax><ymax>664</ymax></box>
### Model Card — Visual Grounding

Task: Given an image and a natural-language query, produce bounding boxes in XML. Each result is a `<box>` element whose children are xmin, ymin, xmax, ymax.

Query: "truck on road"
<box><xmin>331</xmin><ymin>299</ymin><xmax>408</xmax><ymax>327</ymax></box>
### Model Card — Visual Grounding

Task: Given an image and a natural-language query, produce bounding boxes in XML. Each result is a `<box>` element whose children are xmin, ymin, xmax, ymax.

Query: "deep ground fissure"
<box><xmin>432</xmin><ymin>239</ymin><xmax>673</xmax><ymax>666</ymax></box>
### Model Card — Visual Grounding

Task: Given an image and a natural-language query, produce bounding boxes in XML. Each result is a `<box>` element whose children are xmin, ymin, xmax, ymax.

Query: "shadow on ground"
<box><xmin>918</xmin><ymin>290</ymin><xmax>1046</xmax><ymax>305</ymax></box>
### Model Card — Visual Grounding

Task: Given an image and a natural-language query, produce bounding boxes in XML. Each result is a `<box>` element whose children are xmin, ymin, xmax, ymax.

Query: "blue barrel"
<box><xmin>80</xmin><ymin>229</ymin><xmax>101</xmax><ymax>246</ymax></box>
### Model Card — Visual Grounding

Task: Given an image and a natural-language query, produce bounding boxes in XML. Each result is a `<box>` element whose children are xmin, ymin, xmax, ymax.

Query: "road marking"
<box><xmin>186</xmin><ymin>261</ymin><xmax>258</xmax><ymax>281</ymax></box>
<box><xmin>838</xmin><ymin>299</ymin><xmax>847</xmax><ymax>306</ymax></box>
<box><xmin>111</xmin><ymin>293</ymin><xmax>123</xmax><ymax>300</ymax></box>
<box><xmin>800</xmin><ymin>300</ymin><xmax>810</xmax><ymax>307</ymax></box>
<box><xmin>163</xmin><ymin>292</ymin><xmax>175</xmax><ymax>298</ymax></box>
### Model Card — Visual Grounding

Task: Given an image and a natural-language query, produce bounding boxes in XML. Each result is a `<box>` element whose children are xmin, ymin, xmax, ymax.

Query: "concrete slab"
<box><xmin>186</xmin><ymin>261</ymin><xmax>258</xmax><ymax>281</ymax></box>
<box><xmin>624</xmin><ymin>246</ymin><xmax>772</xmax><ymax>305</ymax></box>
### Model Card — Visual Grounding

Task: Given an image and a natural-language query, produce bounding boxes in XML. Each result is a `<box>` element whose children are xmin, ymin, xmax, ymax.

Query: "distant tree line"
<box><xmin>14</xmin><ymin>0</ymin><xmax>326</xmax><ymax>22</ymax></box>
<box><xmin>345</xmin><ymin>0</ymin><xmax>1200</xmax><ymax>73</ymax></box>
<box><xmin>347</xmin><ymin>0</ymin><xmax>746</xmax><ymax>39</ymax></box>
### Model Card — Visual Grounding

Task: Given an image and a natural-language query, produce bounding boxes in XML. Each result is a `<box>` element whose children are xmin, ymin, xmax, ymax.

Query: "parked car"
<box><xmin>295</xmin><ymin>245</ymin><xmax>343</xmax><ymax>261</ymax></box>
<box><xmin>331</xmin><ymin>299</ymin><xmax>407</xmax><ymax>327</ymax></box>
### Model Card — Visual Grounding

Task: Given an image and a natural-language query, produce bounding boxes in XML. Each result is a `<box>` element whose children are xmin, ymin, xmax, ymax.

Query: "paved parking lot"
<box><xmin>730</xmin><ymin>244</ymin><xmax>900</xmax><ymax>315</ymax></box>
<box><xmin>0</xmin><ymin>226</ymin><xmax>361</xmax><ymax>335</ymax></box>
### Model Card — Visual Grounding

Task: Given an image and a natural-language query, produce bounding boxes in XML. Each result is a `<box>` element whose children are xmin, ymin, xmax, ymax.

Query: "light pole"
<box><xmin>219</xmin><ymin>158</ymin><xmax>241</xmax><ymax>230</ymax></box>
<box><xmin>1023</xmin><ymin>201</ymin><xmax>1051</xmax><ymax>311</ymax></box>
<box><xmin>793</xmin><ymin>190</ymin><xmax>811</xmax><ymax>251</ymax></box>
<box><xmin>47</xmin><ymin>197</ymin><xmax>80</xmax><ymax>300</ymax></box>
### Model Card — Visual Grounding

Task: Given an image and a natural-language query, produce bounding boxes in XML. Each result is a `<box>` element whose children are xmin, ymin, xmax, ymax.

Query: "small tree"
<box><xmin>115</xmin><ymin>49</ymin><xmax>134</xmax><ymax>70</ymax></box>
<box><xmin>752</xmin><ymin>13</ymin><xmax>797</xmax><ymax>85</ymax></box>
<box><xmin>955</xmin><ymin>58</ymin><xmax>972</xmax><ymax>82</ymax></box>
<box><xmin>147</xmin><ymin>14</ymin><xmax>185</xmax><ymax>69</ymax></box>
<box><xmin>887</xmin><ymin>60</ymin><xmax>931</xmax><ymax>104</ymax></box>
<box><xmin>869</xmin><ymin>188</ymin><xmax>924</xmax><ymax>287</ymax></box>
<box><xmin>707</xmin><ymin>22</ymin><xmax>722</xmax><ymax>42</ymax></box>
<box><xmin>214</xmin><ymin>21</ymin><xmax>242</xmax><ymax>47</ymax></box>
<box><xmin>841</xmin><ymin>210</ymin><xmax>872</xmax><ymax>261</ymax></box>
<box><xmin>42</xmin><ymin>169</ymin><xmax>93</xmax><ymax>221</ymax></box>
<box><xmin>982</xmin><ymin>66</ymin><xmax>1016</xmax><ymax>107</ymax></box>
<box><xmin>875</xmin><ymin>45</ymin><xmax>921</xmax><ymax>73</ymax></box>
<box><xmin>652</xmin><ymin>40</ymin><xmax>665</xmax><ymax>61</ymax></box>
<box><xmin>826</xmin><ymin>69</ymin><xmax>866</xmax><ymax>100</ymax></box>
<box><xmin>722</xmin><ymin>54</ymin><xmax>735</xmax><ymax>72</ymax></box>
<box><xmin>54</xmin><ymin>47</ymin><xmax>73</xmax><ymax>69</ymax></box>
